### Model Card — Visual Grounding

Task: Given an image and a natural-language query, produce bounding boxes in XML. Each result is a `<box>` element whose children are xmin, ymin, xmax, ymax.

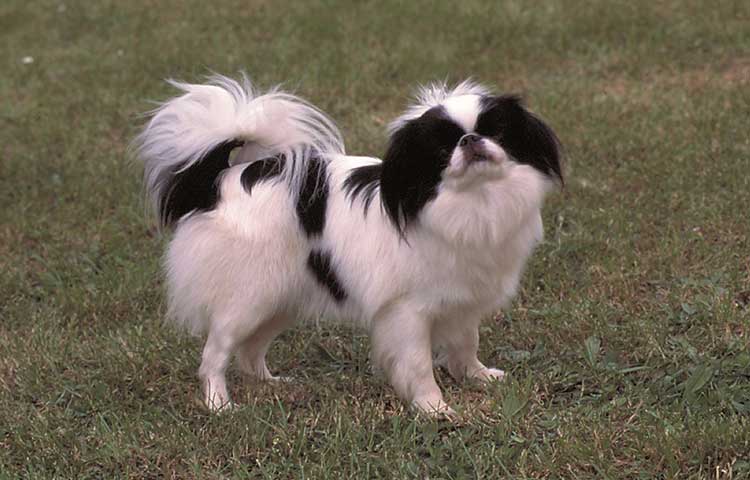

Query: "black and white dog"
<box><xmin>135</xmin><ymin>75</ymin><xmax>562</xmax><ymax>415</ymax></box>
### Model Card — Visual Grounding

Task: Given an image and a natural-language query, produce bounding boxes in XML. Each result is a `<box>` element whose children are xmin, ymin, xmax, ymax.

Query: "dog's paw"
<box><xmin>412</xmin><ymin>397</ymin><xmax>456</xmax><ymax>419</ymax></box>
<box><xmin>471</xmin><ymin>367</ymin><xmax>506</xmax><ymax>383</ymax></box>
<box><xmin>203</xmin><ymin>391</ymin><xmax>236</xmax><ymax>413</ymax></box>
<box><xmin>205</xmin><ymin>399</ymin><xmax>236</xmax><ymax>413</ymax></box>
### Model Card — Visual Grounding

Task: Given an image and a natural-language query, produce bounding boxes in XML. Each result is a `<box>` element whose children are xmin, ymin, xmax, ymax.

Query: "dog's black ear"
<box><xmin>380</xmin><ymin>107</ymin><xmax>465</xmax><ymax>234</ymax></box>
<box><xmin>477</xmin><ymin>95</ymin><xmax>563</xmax><ymax>184</ymax></box>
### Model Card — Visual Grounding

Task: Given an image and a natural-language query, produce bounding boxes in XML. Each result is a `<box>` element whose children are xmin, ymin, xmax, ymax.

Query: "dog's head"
<box><xmin>380</xmin><ymin>81</ymin><xmax>562</xmax><ymax>234</ymax></box>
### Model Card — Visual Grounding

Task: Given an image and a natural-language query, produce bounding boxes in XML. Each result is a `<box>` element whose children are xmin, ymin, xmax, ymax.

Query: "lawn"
<box><xmin>1</xmin><ymin>0</ymin><xmax>749</xmax><ymax>478</ymax></box>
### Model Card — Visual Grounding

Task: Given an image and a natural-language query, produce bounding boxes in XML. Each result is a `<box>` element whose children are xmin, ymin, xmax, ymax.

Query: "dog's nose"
<box><xmin>459</xmin><ymin>133</ymin><xmax>481</xmax><ymax>147</ymax></box>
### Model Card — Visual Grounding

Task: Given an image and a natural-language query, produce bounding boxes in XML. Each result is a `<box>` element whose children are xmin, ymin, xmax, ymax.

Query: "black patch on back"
<box><xmin>240</xmin><ymin>154</ymin><xmax>285</xmax><ymax>195</ymax></box>
<box><xmin>296</xmin><ymin>156</ymin><xmax>329</xmax><ymax>237</ymax></box>
<box><xmin>307</xmin><ymin>249</ymin><xmax>347</xmax><ymax>303</ymax></box>
<box><xmin>379</xmin><ymin>106</ymin><xmax>465</xmax><ymax>234</ymax></box>
<box><xmin>476</xmin><ymin>95</ymin><xmax>563</xmax><ymax>183</ymax></box>
<box><xmin>343</xmin><ymin>163</ymin><xmax>381</xmax><ymax>212</ymax></box>
<box><xmin>161</xmin><ymin>139</ymin><xmax>244</xmax><ymax>227</ymax></box>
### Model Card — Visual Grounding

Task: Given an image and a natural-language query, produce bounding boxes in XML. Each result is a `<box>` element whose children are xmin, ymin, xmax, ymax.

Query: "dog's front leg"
<box><xmin>433</xmin><ymin>319</ymin><xmax>505</xmax><ymax>384</ymax></box>
<box><xmin>371</xmin><ymin>303</ymin><xmax>453</xmax><ymax>416</ymax></box>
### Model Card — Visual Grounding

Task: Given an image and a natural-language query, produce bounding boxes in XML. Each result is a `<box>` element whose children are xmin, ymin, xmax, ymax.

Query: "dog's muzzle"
<box><xmin>459</xmin><ymin>134</ymin><xmax>490</xmax><ymax>162</ymax></box>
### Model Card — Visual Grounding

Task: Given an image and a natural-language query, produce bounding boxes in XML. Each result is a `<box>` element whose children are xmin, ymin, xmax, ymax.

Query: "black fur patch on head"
<box><xmin>296</xmin><ymin>156</ymin><xmax>329</xmax><ymax>237</ymax></box>
<box><xmin>476</xmin><ymin>95</ymin><xmax>563</xmax><ymax>183</ymax></box>
<box><xmin>379</xmin><ymin>106</ymin><xmax>466</xmax><ymax>233</ymax></box>
<box><xmin>343</xmin><ymin>163</ymin><xmax>381</xmax><ymax>213</ymax></box>
<box><xmin>307</xmin><ymin>249</ymin><xmax>347</xmax><ymax>303</ymax></box>
<box><xmin>240</xmin><ymin>154</ymin><xmax>285</xmax><ymax>195</ymax></box>
<box><xmin>160</xmin><ymin>139</ymin><xmax>244</xmax><ymax>227</ymax></box>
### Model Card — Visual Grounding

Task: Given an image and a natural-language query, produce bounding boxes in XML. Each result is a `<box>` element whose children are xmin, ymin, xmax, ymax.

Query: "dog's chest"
<box><xmin>425</xmin><ymin>213</ymin><xmax>543</xmax><ymax>311</ymax></box>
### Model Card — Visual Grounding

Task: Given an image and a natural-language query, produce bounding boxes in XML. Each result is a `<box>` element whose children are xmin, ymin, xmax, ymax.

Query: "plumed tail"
<box><xmin>133</xmin><ymin>74</ymin><xmax>345</xmax><ymax>229</ymax></box>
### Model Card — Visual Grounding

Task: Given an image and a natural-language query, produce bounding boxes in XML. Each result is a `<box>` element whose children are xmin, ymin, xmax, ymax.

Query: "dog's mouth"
<box><xmin>464</xmin><ymin>143</ymin><xmax>494</xmax><ymax>164</ymax></box>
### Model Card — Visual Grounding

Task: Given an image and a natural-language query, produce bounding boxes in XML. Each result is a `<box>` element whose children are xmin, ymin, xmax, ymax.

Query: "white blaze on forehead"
<box><xmin>442</xmin><ymin>94</ymin><xmax>481</xmax><ymax>133</ymax></box>
<box><xmin>387</xmin><ymin>81</ymin><xmax>491</xmax><ymax>134</ymax></box>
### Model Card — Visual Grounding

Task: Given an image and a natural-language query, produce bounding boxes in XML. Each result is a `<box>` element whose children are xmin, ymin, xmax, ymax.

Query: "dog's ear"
<box><xmin>380</xmin><ymin>108</ymin><xmax>464</xmax><ymax>234</ymax></box>
<box><xmin>380</xmin><ymin>121</ymin><xmax>438</xmax><ymax>235</ymax></box>
<box><xmin>477</xmin><ymin>95</ymin><xmax>563</xmax><ymax>184</ymax></box>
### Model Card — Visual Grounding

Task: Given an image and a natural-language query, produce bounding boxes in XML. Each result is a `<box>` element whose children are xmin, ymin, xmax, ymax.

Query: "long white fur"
<box><xmin>388</xmin><ymin>79</ymin><xmax>490</xmax><ymax>134</ymax></box>
<box><xmin>135</xmin><ymin>74</ymin><xmax>345</xmax><ymax>223</ymax></box>
<box><xmin>138</xmin><ymin>76</ymin><xmax>554</xmax><ymax>415</ymax></box>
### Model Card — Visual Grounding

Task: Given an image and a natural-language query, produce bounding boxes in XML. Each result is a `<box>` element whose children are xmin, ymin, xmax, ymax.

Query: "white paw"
<box><xmin>412</xmin><ymin>397</ymin><xmax>456</xmax><ymax>418</ymax></box>
<box><xmin>204</xmin><ymin>388</ymin><xmax>235</xmax><ymax>412</ymax></box>
<box><xmin>471</xmin><ymin>367</ymin><xmax>506</xmax><ymax>383</ymax></box>
<box><xmin>205</xmin><ymin>398</ymin><xmax>236</xmax><ymax>413</ymax></box>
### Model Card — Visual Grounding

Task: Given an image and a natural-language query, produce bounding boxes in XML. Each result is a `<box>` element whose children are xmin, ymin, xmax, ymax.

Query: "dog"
<box><xmin>135</xmin><ymin>75</ymin><xmax>562</xmax><ymax>415</ymax></box>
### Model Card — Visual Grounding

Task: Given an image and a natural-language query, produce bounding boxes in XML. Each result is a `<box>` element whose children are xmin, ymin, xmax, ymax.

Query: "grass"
<box><xmin>2</xmin><ymin>0</ymin><xmax>749</xmax><ymax>477</ymax></box>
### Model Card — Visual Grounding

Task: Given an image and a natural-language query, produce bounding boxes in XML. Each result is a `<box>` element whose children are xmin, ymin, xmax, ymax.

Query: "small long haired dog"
<box><xmin>135</xmin><ymin>75</ymin><xmax>562</xmax><ymax>415</ymax></box>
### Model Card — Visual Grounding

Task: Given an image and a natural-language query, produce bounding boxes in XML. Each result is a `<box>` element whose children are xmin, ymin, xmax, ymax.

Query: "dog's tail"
<box><xmin>133</xmin><ymin>74</ymin><xmax>345</xmax><ymax>229</ymax></box>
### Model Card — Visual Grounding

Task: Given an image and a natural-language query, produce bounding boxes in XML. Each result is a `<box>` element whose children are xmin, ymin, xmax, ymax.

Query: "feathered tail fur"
<box><xmin>134</xmin><ymin>74</ymin><xmax>345</xmax><ymax>228</ymax></box>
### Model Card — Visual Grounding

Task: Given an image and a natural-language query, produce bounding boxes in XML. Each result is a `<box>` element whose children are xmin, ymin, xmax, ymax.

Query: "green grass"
<box><xmin>2</xmin><ymin>0</ymin><xmax>750</xmax><ymax>477</ymax></box>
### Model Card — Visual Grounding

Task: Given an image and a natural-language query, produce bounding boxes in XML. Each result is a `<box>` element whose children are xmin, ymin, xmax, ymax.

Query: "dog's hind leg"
<box><xmin>198</xmin><ymin>306</ymin><xmax>272</xmax><ymax>411</ymax></box>
<box><xmin>199</xmin><ymin>324</ymin><xmax>240</xmax><ymax>411</ymax></box>
<box><xmin>235</xmin><ymin>314</ymin><xmax>293</xmax><ymax>382</ymax></box>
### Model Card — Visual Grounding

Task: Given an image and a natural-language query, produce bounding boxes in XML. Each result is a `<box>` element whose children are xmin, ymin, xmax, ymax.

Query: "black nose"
<box><xmin>459</xmin><ymin>133</ymin><xmax>481</xmax><ymax>147</ymax></box>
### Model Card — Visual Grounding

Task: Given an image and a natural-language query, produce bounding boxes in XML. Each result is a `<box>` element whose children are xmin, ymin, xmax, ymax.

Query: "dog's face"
<box><xmin>380</xmin><ymin>86</ymin><xmax>562</xmax><ymax>233</ymax></box>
